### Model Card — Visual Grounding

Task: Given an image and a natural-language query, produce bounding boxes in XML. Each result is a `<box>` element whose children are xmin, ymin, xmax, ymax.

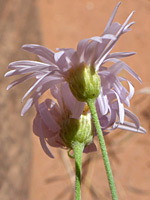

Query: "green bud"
<box><xmin>60</xmin><ymin>113</ymin><xmax>94</xmax><ymax>149</ymax></box>
<box><xmin>67</xmin><ymin>65</ymin><xmax>101</xmax><ymax>101</ymax></box>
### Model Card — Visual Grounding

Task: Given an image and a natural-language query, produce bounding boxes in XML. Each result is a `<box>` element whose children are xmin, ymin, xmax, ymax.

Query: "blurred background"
<box><xmin>0</xmin><ymin>0</ymin><xmax>150</xmax><ymax>199</ymax></box>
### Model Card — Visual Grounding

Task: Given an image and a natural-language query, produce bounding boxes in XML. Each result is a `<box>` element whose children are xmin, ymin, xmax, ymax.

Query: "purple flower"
<box><xmin>5</xmin><ymin>2</ymin><xmax>146</xmax><ymax>135</ymax></box>
<box><xmin>5</xmin><ymin>2</ymin><xmax>138</xmax><ymax>115</ymax></box>
<box><xmin>33</xmin><ymin>83</ymin><xmax>96</xmax><ymax>158</ymax></box>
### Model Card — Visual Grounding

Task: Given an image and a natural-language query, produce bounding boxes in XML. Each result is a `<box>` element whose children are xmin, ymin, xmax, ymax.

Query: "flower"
<box><xmin>33</xmin><ymin>83</ymin><xmax>96</xmax><ymax>158</ymax></box>
<box><xmin>5</xmin><ymin>2</ymin><xmax>146</xmax><ymax>135</ymax></box>
<box><xmin>5</xmin><ymin>2</ymin><xmax>138</xmax><ymax>115</ymax></box>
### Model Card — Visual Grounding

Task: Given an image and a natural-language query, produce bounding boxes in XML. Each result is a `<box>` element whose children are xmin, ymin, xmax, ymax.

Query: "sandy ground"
<box><xmin>1</xmin><ymin>0</ymin><xmax>150</xmax><ymax>200</ymax></box>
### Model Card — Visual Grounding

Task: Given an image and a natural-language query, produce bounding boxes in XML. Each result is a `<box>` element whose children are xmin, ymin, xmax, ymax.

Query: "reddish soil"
<box><xmin>1</xmin><ymin>0</ymin><xmax>150</xmax><ymax>200</ymax></box>
<box><xmin>29</xmin><ymin>1</ymin><xmax>150</xmax><ymax>200</ymax></box>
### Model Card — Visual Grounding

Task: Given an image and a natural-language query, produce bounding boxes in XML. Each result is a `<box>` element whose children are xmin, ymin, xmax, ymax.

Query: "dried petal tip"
<box><xmin>60</xmin><ymin>113</ymin><xmax>94</xmax><ymax>149</ymax></box>
<box><xmin>67</xmin><ymin>65</ymin><xmax>101</xmax><ymax>102</ymax></box>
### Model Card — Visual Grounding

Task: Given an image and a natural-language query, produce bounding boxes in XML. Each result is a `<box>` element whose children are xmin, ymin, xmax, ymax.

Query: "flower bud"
<box><xmin>67</xmin><ymin>65</ymin><xmax>101</xmax><ymax>102</ymax></box>
<box><xmin>60</xmin><ymin>113</ymin><xmax>94</xmax><ymax>149</ymax></box>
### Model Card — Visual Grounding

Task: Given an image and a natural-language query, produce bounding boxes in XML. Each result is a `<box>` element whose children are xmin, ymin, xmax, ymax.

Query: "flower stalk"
<box><xmin>87</xmin><ymin>98</ymin><xmax>118</xmax><ymax>200</ymax></box>
<box><xmin>72</xmin><ymin>141</ymin><xmax>84</xmax><ymax>200</ymax></box>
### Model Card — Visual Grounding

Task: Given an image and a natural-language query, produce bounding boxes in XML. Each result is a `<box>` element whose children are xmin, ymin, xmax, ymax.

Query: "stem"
<box><xmin>87</xmin><ymin>98</ymin><xmax>118</xmax><ymax>200</ymax></box>
<box><xmin>72</xmin><ymin>142</ymin><xmax>84</xmax><ymax>200</ymax></box>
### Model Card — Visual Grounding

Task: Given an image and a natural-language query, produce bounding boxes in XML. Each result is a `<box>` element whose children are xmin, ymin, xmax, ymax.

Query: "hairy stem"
<box><xmin>87</xmin><ymin>98</ymin><xmax>118</xmax><ymax>200</ymax></box>
<box><xmin>72</xmin><ymin>142</ymin><xmax>84</xmax><ymax>200</ymax></box>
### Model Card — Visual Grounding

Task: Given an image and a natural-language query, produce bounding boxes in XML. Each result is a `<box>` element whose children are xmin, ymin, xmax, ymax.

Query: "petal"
<box><xmin>115</xmin><ymin>11</ymin><xmax>135</xmax><ymax>37</ymax></box>
<box><xmin>125</xmin><ymin>109</ymin><xmax>140</xmax><ymax>129</ymax></box>
<box><xmin>95</xmin><ymin>12</ymin><xmax>135</xmax><ymax>68</ymax></box>
<box><xmin>90</xmin><ymin>36</ymin><xmax>103</xmax><ymax>43</ymax></box>
<box><xmin>97</xmin><ymin>91</ymin><xmax>108</xmax><ymax>115</ymax></box>
<box><xmin>83</xmin><ymin>142</ymin><xmax>97</xmax><ymax>153</ymax></box>
<box><xmin>123</xmin><ymin>22</ymin><xmax>135</xmax><ymax>33</ymax></box>
<box><xmin>107</xmin><ymin>52</ymin><xmax>136</xmax><ymax>59</ymax></box>
<box><xmin>50</xmin><ymin>85</ymin><xmax>64</xmax><ymax>113</ymax></box>
<box><xmin>55</xmin><ymin>52</ymin><xmax>71</xmax><ymax>72</ymax></box>
<box><xmin>5</xmin><ymin>64</ymin><xmax>58</xmax><ymax>77</ymax></box>
<box><xmin>21</xmin><ymin>72</ymin><xmax>51</xmax><ymax>102</ymax></box>
<box><xmin>21</xmin><ymin>98</ymin><xmax>33</xmax><ymax>116</ymax></box>
<box><xmin>104</xmin><ymin>1</ymin><xmax>121</xmax><ymax>32</ymax></box>
<box><xmin>90</xmin><ymin>34</ymin><xmax>116</xmax><ymax>43</ymax></box>
<box><xmin>51</xmin><ymin>83</ymin><xmax>85</xmax><ymax>119</ymax></box>
<box><xmin>71</xmin><ymin>100</ymin><xmax>85</xmax><ymax>119</ymax></box>
<box><xmin>54</xmin><ymin>51</ymin><xmax>64</xmax><ymax>63</ymax></box>
<box><xmin>77</xmin><ymin>38</ymin><xmax>89</xmax><ymax>56</ymax></box>
<box><xmin>84</xmin><ymin>41</ymin><xmax>99</xmax><ymax>65</ymax></box>
<box><xmin>33</xmin><ymin>112</ymin><xmax>55</xmax><ymax>138</ymax></box>
<box><xmin>39</xmin><ymin>121</ymin><xmax>55</xmax><ymax>158</ymax></box>
<box><xmin>102</xmin><ymin>34</ymin><xmax>116</xmax><ymax>40</ymax></box>
<box><xmin>114</xmin><ymin>121</ymin><xmax>146</xmax><ymax>134</ymax></box>
<box><xmin>7</xmin><ymin>73</ymin><xmax>35</xmax><ymax>90</ymax></box>
<box><xmin>113</xmin><ymin>79</ymin><xmax>128</xmax><ymax>102</ymax></box>
<box><xmin>22</xmin><ymin>44</ymin><xmax>55</xmax><ymax>64</ymax></box>
<box><xmin>38</xmin><ymin>99</ymin><xmax>60</xmax><ymax>132</ymax></box>
<box><xmin>8</xmin><ymin>60</ymin><xmax>49</xmax><ymax>69</ymax></box>
<box><xmin>61</xmin><ymin>83</ymin><xmax>83</xmax><ymax>118</ymax></box>
<box><xmin>70</xmin><ymin>51</ymin><xmax>80</xmax><ymax>67</ymax></box>
<box><xmin>110</xmin><ymin>90</ymin><xmax>124</xmax><ymax>124</ymax></box>
<box><xmin>118</xmin><ymin>77</ymin><xmax>135</xmax><ymax>100</ymax></box>
<box><xmin>47</xmin><ymin>134</ymin><xmax>64</xmax><ymax>147</ymax></box>
<box><xmin>21</xmin><ymin>77</ymin><xmax>64</xmax><ymax>115</ymax></box>
<box><xmin>108</xmin><ymin>61</ymin><xmax>142</xmax><ymax>83</ymax></box>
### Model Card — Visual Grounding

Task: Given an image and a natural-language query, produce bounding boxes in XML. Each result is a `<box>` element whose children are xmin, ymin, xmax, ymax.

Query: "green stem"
<box><xmin>87</xmin><ymin>98</ymin><xmax>118</xmax><ymax>200</ymax></box>
<box><xmin>72</xmin><ymin>142</ymin><xmax>84</xmax><ymax>200</ymax></box>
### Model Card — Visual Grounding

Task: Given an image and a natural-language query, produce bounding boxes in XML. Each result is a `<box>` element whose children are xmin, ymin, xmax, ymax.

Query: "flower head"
<box><xmin>5</xmin><ymin>2</ymin><xmax>138</xmax><ymax>114</ymax></box>
<box><xmin>5</xmin><ymin>2</ymin><xmax>146</xmax><ymax>140</ymax></box>
<box><xmin>33</xmin><ymin>83</ymin><xmax>96</xmax><ymax>158</ymax></box>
